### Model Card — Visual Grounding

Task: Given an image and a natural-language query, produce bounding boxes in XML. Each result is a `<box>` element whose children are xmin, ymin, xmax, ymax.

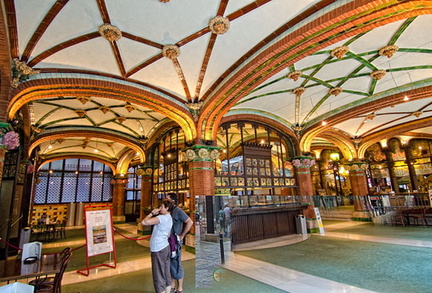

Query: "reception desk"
<box><xmin>231</xmin><ymin>205</ymin><xmax>307</xmax><ymax>245</ymax></box>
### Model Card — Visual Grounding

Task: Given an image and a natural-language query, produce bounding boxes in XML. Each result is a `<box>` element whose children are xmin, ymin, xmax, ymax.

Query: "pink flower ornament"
<box><xmin>1</xmin><ymin>131</ymin><xmax>20</xmax><ymax>150</ymax></box>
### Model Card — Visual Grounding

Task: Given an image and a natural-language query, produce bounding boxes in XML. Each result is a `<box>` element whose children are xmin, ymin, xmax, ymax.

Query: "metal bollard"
<box><xmin>219</xmin><ymin>233</ymin><xmax>225</xmax><ymax>264</ymax></box>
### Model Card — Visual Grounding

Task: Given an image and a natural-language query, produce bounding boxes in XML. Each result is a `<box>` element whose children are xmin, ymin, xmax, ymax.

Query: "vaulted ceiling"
<box><xmin>1</xmin><ymin>0</ymin><xmax>432</xmax><ymax>169</ymax></box>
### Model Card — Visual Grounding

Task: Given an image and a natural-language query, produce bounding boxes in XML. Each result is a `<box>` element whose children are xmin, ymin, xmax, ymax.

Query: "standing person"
<box><xmin>166</xmin><ymin>193</ymin><xmax>193</xmax><ymax>293</ymax></box>
<box><xmin>218</xmin><ymin>206</ymin><xmax>225</xmax><ymax>234</ymax></box>
<box><xmin>142</xmin><ymin>199</ymin><xmax>174</xmax><ymax>293</ymax></box>
<box><xmin>223</xmin><ymin>204</ymin><xmax>231</xmax><ymax>237</ymax></box>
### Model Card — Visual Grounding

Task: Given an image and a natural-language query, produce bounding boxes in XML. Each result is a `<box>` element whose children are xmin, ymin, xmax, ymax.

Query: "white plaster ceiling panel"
<box><xmin>312</xmin><ymin>58</ymin><xmax>360</xmax><ymax>81</ymax></box>
<box><xmin>205</xmin><ymin>1</ymin><xmax>307</xmax><ymax>95</ymax></box>
<box><xmin>332</xmin><ymin>117</ymin><xmax>367</xmax><ymax>137</ymax></box>
<box><xmin>175</xmin><ymin>36</ymin><xmax>210</xmax><ymax>98</ymax></box>
<box><xmin>38</xmin><ymin>38</ymin><xmax>118</xmax><ymax>72</ymax></box>
<box><xmin>318</xmin><ymin>92</ymin><xmax>361</xmax><ymax>117</ymax></box>
<box><xmin>15</xmin><ymin>0</ymin><xmax>56</xmax><ymax>51</ymax></box>
<box><xmin>294</xmin><ymin>53</ymin><xmax>332</xmax><ymax>71</ymax></box>
<box><xmin>396</xmin><ymin>15</ymin><xmax>432</xmax><ymax>48</ymax></box>
<box><xmin>106</xmin><ymin>0</ymin><xmax>218</xmax><ymax>43</ymax></box>
<box><xmin>30</xmin><ymin>0</ymin><xmax>101</xmax><ymax>57</ymax></box>
<box><xmin>339</xmin><ymin>75</ymin><xmax>373</xmax><ymax>95</ymax></box>
<box><xmin>134</xmin><ymin>57</ymin><xmax>186</xmax><ymax>98</ymax></box>
<box><xmin>31</xmin><ymin>103</ymin><xmax>58</xmax><ymax>123</ymax></box>
<box><xmin>117</xmin><ymin>38</ymin><xmax>161</xmax><ymax>73</ymax></box>
<box><xmin>87</xmin><ymin>111</ymin><xmax>117</xmax><ymax>126</ymax></box>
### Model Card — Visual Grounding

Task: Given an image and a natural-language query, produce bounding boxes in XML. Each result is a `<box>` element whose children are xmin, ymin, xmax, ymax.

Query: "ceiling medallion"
<box><xmin>99</xmin><ymin>24</ymin><xmax>122</xmax><ymax>42</ymax></box>
<box><xmin>292</xmin><ymin>87</ymin><xmax>306</xmax><ymax>97</ymax></box>
<box><xmin>75</xmin><ymin>110</ymin><xmax>87</xmax><ymax>117</ymax></box>
<box><xmin>330</xmin><ymin>46</ymin><xmax>349</xmax><ymax>59</ymax></box>
<box><xmin>379</xmin><ymin>45</ymin><xmax>399</xmax><ymax>58</ymax></box>
<box><xmin>366</xmin><ymin>113</ymin><xmax>376</xmax><ymax>120</ymax></box>
<box><xmin>99</xmin><ymin>106</ymin><xmax>110</xmax><ymax>114</ymax></box>
<box><xmin>76</xmin><ymin>96</ymin><xmax>91</xmax><ymax>104</ymax></box>
<box><xmin>125</xmin><ymin>104</ymin><xmax>136</xmax><ymax>112</ymax></box>
<box><xmin>370</xmin><ymin>70</ymin><xmax>386</xmax><ymax>80</ymax></box>
<box><xmin>328</xmin><ymin>87</ymin><xmax>343</xmax><ymax>96</ymax></box>
<box><xmin>162</xmin><ymin>45</ymin><xmax>180</xmax><ymax>60</ymax></box>
<box><xmin>412</xmin><ymin>111</ymin><xmax>423</xmax><ymax>118</ymax></box>
<box><xmin>116</xmin><ymin>116</ymin><xmax>126</xmax><ymax>124</ymax></box>
<box><xmin>209</xmin><ymin>16</ymin><xmax>230</xmax><ymax>35</ymax></box>
<box><xmin>287</xmin><ymin>70</ymin><xmax>302</xmax><ymax>81</ymax></box>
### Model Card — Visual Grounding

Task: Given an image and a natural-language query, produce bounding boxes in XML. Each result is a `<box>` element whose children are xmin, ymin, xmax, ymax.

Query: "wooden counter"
<box><xmin>231</xmin><ymin>205</ymin><xmax>307</xmax><ymax>245</ymax></box>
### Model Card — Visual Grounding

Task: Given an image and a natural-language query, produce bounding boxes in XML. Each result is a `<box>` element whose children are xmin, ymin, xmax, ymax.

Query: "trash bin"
<box><xmin>19</xmin><ymin>227</ymin><xmax>31</xmax><ymax>249</ymax></box>
<box><xmin>295</xmin><ymin>215</ymin><xmax>307</xmax><ymax>235</ymax></box>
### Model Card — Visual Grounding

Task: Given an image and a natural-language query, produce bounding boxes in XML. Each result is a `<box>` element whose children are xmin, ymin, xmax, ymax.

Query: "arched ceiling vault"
<box><xmin>315</xmin><ymin>131</ymin><xmax>356</xmax><ymax>161</ymax></box>
<box><xmin>29</xmin><ymin>128</ymin><xmax>145</xmax><ymax>165</ymax></box>
<box><xmin>1</xmin><ymin>1</ymin><xmax>432</xmax><ymax>165</ymax></box>
<box><xmin>199</xmin><ymin>1</ymin><xmax>432</xmax><ymax>141</ymax></box>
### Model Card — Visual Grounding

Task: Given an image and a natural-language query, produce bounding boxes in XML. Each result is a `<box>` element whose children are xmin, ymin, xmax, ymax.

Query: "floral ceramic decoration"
<box><xmin>0</xmin><ymin>131</ymin><xmax>20</xmax><ymax>150</ymax></box>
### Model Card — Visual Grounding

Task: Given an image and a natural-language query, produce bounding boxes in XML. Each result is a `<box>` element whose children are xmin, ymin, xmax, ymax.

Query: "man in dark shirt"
<box><xmin>166</xmin><ymin>193</ymin><xmax>193</xmax><ymax>293</ymax></box>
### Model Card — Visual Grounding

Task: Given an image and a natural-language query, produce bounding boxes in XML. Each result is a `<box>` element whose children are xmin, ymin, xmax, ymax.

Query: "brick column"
<box><xmin>185</xmin><ymin>145</ymin><xmax>219</xmax><ymax>241</ymax></box>
<box><xmin>111</xmin><ymin>177</ymin><xmax>127</xmax><ymax>222</ymax></box>
<box><xmin>139</xmin><ymin>167</ymin><xmax>153</xmax><ymax>219</ymax></box>
<box><xmin>346</xmin><ymin>162</ymin><xmax>371</xmax><ymax>221</ymax></box>
<box><xmin>293</xmin><ymin>157</ymin><xmax>316</xmax><ymax>232</ymax></box>
<box><xmin>138</xmin><ymin>167</ymin><xmax>153</xmax><ymax>234</ymax></box>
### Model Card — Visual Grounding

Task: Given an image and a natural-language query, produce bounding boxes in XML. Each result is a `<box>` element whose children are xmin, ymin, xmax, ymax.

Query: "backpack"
<box><xmin>168</xmin><ymin>233</ymin><xmax>179</xmax><ymax>258</ymax></box>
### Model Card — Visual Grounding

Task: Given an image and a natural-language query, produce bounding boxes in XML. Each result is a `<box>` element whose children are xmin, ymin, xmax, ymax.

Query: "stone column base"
<box><xmin>112</xmin><ymin>215</ymin><xmax>125</xmax><ymax>223</ymax></box>
<box><xmin>137</xmin><ymin>222</ymin><xmax>152</xmax><ymax>235</ymax></box>
<box><xmin>352</xmin><ymin>211</ymin><xmax>372</xmax><ymax>222</ymax></box>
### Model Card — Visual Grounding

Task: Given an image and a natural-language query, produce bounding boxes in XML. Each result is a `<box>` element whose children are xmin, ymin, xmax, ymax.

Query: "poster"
<box><xmin>85</xmin><ymin>208</ymin><xmax>114</xmax><ymax>256</ymax></box>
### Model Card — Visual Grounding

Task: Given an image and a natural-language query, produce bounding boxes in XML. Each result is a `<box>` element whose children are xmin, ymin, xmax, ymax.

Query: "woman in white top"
<box><xmin>142</xmin><ymin>199</ymin><xmax>174</xmax><ymax>293</ymax></box>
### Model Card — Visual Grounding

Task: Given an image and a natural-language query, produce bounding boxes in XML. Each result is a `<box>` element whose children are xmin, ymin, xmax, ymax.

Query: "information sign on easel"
<box><xmin>77</xmin><ymin>205</ymin><xmax>117</xmax><ymax>276</ymax></box>
<box><xmin>314</xmin><ymin>207</ymin><xmax>325</xmax><ymax>235</ymax></box>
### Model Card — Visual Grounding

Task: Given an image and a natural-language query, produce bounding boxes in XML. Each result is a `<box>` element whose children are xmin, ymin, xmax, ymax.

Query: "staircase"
<box><xmin>319</xmin><ymin>208</ymin><xmax>355</xmax><ymax>221</ymax></box>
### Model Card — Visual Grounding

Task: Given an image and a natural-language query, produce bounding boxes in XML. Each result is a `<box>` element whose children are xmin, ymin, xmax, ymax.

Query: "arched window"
<box><xmin>34</xmin><ymin>159</ymin><xmax>113</xmax><ymax>204</ymax></box>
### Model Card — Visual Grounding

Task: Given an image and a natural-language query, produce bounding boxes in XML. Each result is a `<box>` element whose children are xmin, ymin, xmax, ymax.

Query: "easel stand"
<box><xmin>77</xmin><ymin>205</ymin><xmax>117</xmax><ymax>276</ymax></box>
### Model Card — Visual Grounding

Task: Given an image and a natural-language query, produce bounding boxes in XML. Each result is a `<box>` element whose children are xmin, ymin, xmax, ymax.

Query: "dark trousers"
<box><xmin>151</xmin><ymin>245</ymin><xmax>171</xmax><ymax>293</ymax></box>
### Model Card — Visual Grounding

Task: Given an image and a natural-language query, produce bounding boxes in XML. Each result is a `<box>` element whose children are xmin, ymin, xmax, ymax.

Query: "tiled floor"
<box><xmin>44</xmin><ymin>221</ymin><xmax>431</xmax><ymax>292</ymax></box>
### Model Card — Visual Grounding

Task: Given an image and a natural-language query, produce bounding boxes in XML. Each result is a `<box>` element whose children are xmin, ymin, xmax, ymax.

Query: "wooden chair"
<box><xmin>406</xmin><ymin>208</ymin><xmax>428</xmax><ymax>226</ymax></box>
<box><xmin>30</xmin><ymin>251</ymin><xmax>72</xmax><ymax>293</ymax></box>
<box><xmin>31</xmin><ymin>225</ymin><xmax>46</xmax><ymax>241</ymax></box>
<box><xmin>422</xmin><ymin>208</ymin><xmax>432</xmax><ymax>226</ymax></box>
<box><xmin>391</xmin><ymin>210</ymin><xmax>407</xmax><ymax>227</ymax></box>
<box><xmin>55</xmin><ymin>220</ymin><xmax>67</xmax><ymax>239</ymax></box>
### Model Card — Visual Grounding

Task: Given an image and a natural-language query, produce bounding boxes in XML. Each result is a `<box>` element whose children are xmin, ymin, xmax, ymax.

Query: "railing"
<box><xmin>310</xmin><ymin>193</ymin><xmax>432</xmax><ymax>218</ymax></box>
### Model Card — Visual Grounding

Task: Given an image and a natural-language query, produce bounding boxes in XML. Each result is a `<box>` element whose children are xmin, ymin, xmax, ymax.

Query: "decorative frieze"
<box><xmin>292</xmin><ymin>156</ymin><xmax>316</xmax><ymax>168</ymax></box>
<box><xmin>184</xmin><ymin>145</ymin><xmax>220</xmax><ymax>162</ymax></box>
